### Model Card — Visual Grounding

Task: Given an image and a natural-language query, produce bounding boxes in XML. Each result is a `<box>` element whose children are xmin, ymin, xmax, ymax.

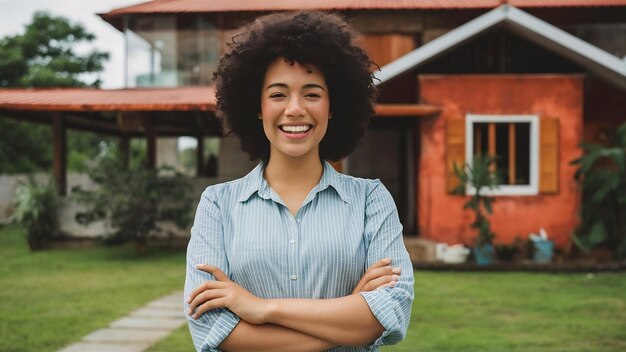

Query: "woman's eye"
<box><xmin>269</xmin><ymin>93</ymin><xmax>285</xmax><ymax>98</ymax></box>
<box><xmin>305</xmin><ymin>93</ymin><xmax>321</xmax><ymax>98</ymax></box>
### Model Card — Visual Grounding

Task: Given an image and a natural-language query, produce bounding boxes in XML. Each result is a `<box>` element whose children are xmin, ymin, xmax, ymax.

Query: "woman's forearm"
<box><xmin>264</xmin><ymin>294</ymin><xmax>384</xmax><ymax>347</ymax></box>
<box><xmin>219</xmin><ymin>320</ymin><xmax>337</xmax><ymax>352</ymax></box>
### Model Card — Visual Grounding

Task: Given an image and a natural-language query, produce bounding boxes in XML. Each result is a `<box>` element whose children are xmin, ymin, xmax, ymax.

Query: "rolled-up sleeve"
<box><xmin>184</xmin><ymin>186</ymin><xmax>240</xmax><ymax>352</ymax></box>
<box><xmin>359</xmin><ymin>180</ymin><xmax>414</xmax><ymax>348</ymax></box>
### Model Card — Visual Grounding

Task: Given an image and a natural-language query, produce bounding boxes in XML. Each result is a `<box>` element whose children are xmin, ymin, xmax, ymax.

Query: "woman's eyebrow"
<box><xmin>265</xmin><ymin>83</ymin><xmax>325</xmax><ymax>91</ymax></box>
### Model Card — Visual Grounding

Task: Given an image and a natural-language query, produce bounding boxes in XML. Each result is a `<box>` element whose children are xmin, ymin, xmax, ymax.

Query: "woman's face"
<box><xmin>260</xmin><ymin>57</ymin><xmax>330</xmax><ymax>161</ymax></box>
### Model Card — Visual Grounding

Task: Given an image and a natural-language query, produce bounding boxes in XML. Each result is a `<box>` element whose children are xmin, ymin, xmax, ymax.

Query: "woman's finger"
<box><xmin>366</xmin><ymin>258</ymin><xmax>391</xmax><ymax>272</ymax></box>
<box><xmin>353</xmin><ymin>259</ymin><xmax>393</xmax><ymax>294</ymax></box>
<box><xmin>363</xmin><ymin>274</ymin><xmax>399</xmax><ymax>291</ymax></box>
<box><xmin>187</xmin><ymin>280</ymin><xmax>228</xmax><ymax>303</ymax></box>
<box><xmin>188</xmin><ymin>288</ymin><xmax>226</xmax><ymax>315</ymax></box>
<box><xmin>361</xmin><ymin>265</ymin><xmax>399</xmax><ymax>286</ymax></box>
<box><xmin>375</xmin><ymin>281</ymin><xmax>398</xmax><ymax>290</ymax></box>
<box><xmin>196</xmin><ymin>264</ymin><xmax>231</xmax><ymax>282</ymax></box>
<box><xmin>192</xmin><ymin>297</ymin><xmax>229</xmax><ymax>319</ymax></box>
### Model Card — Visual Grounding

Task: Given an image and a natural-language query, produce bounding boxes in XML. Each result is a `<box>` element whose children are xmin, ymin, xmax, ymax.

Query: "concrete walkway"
<box><xmin>59</xmin><ymin>291</ymin><xmax>186</xmax><ymax>352</ymax></box>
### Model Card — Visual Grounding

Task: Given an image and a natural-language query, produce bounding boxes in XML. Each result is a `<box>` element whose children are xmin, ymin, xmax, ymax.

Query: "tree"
<box><xmin>0</xmin><ymin>11</ymin><xmax>112</xmax><ymax>174</ymax></box>
<box><xmin>0</xmin><ymin>11</ymin><xmax>108</xmax><ymax>88</ymax></box>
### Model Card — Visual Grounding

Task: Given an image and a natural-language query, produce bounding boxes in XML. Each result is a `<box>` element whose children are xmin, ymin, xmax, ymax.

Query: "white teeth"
<box><xmin>280</xmin><ymin>125</ymin><xmax>311</xmax><ymax>133</ymax></box>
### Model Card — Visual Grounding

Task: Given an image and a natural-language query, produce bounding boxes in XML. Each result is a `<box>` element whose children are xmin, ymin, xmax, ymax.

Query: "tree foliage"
<box><xmin>0</xmin><ymin>11</ymin><xmax>108</xmax><ymax>88</ymax></box>
<box><xmin>0</xmin><ymin>11</ymin><xmax>112</xmax><ymax>174</ymax></box>
<box><xmin>571</xmin><ymin>122</ymin><xmax>626</xmax><ymax>259</ymax></box>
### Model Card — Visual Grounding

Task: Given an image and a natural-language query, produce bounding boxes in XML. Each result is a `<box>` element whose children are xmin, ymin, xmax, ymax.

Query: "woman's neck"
<box><xmin>263</xmin><ymin>153</ymin><xmax>324</xmax><ymax>190</ymax></box>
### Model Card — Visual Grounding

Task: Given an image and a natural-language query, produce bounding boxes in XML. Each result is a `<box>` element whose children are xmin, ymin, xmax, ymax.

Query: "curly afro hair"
<box><xmin>213</xmin><ymin>11</ymin><xmax>377</xmax><ymax>162</ymax></box>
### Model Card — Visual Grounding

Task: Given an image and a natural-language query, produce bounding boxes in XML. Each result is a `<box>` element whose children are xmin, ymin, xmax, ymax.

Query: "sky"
<box><xmin>0</xmin><ymin>0</ymin><xmax>144</xmax><ymax>89</ymax></box>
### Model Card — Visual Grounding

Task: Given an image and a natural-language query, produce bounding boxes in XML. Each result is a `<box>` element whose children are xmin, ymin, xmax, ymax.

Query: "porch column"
<box><xmin>145</xmin><ymin>116</ymin><xmax>157</xmax><ymax>169</ymax></box>
<box><xmin>52</xmin><ymin>112</ymin><xmax>67</xmax><ymax>195</ymax></box>
<box><xmin>119</xmin><ymin>135</ymin><xmax>130</xmax><ymax>169</ymax></box>
<box><xmin>196</xmin><ymin>134</ymin><xmax>205</xmax><ymax>176</ymax></box>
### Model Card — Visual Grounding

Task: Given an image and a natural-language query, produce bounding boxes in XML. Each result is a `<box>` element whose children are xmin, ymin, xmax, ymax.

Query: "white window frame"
<box><xmin>465</xmin><ymin>114</ymin><xmax>540</xmax><ymax>196</ymax></box>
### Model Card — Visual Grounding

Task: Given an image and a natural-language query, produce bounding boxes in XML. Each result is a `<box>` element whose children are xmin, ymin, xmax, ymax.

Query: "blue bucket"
<box><xmin>533</xmin><ymin>240</ymin><xmax>554</xmax><ymax>263</ymax></box>
<box><xmin>473</xmin><ymin>244</ymin><xmax>495</xmax><ymax>265</ymax></box>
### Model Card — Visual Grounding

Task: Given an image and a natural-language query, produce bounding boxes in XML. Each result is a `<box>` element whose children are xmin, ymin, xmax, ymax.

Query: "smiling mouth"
<box><xmin>279</xmin><ymin>125</ymin><xmax>312</xmax><ymax>134</ymax></box>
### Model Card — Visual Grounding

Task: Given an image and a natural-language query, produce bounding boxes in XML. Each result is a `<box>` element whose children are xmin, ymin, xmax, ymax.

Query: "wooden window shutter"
<box><xmin>539</xmin><ymin>117</ymin><xmax>559</xmax><ymax>194</ymax></box>
<box><xmin>446</xmin><ymin>119</ymin><xmax>465</xmax><ymax>193</ymax></box>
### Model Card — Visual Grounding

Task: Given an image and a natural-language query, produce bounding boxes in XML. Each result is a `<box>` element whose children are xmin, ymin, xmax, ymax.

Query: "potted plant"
<box><xmin>570</xmin><ymin>122</ymin><xmax>626</xmax><ymax>260</ymax></box>
<box><xmin>12</xmin><ymin>175</ymin><xmax>60</xmax><ymax>250</ymax></box>
<box><xmin>454</xmin><ymin>155</ymin><xmax>500</xmax><ymax>265</ymax></box>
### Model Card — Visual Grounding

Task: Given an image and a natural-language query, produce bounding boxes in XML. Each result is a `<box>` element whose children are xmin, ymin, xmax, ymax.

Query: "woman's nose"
<box><xmin>285</xmin><ymin>96</ymin><xmax>305</xmax><ymax>117</ymax></box>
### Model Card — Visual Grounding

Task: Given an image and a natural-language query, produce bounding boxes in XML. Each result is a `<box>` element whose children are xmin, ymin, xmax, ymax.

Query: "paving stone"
<box><xmin>83</xmin><ymin>328</ymin><xmax>171</xmax><ymax>343</ymax></box>
<box><xmin>59</xmin><ymin>342</ymin><xmax>150</xmax><ymax>352</ymax></box>
<box><xmin>58</xmin><ymin>291</ymin><xmax>187</xmax><ymax>352</ymax></box>
<box><xmin>147</xmin><ymin>300</ymin><xmax>182</xmax><ymax>309</ymax></box>
<box><xmin>158</xmin><ymin>292</ymin><xmax>184</xmax><ymax>302</ymax></box>
<box><xmin>110</xmin><ymin>317</ymin><xmax>186</xmax><ymax>330</ymax></box>
<box><xmin>130</xmin><ymin>307</ymin><xmax>185</xmax><ymax>319</ymax></box>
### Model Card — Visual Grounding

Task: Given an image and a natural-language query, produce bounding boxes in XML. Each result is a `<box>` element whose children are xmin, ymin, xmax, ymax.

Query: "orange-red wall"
<box><xmin>418</xmin><ymin>75</ymin><xmax>583</xmax><ymax>249</ymax></box>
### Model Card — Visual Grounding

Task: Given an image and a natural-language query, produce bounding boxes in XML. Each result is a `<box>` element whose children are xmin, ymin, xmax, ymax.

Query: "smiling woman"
<box><xmin>184</xmin><ymin>11</ymin><xmax>414</xmax><ymax>352</ymax></box>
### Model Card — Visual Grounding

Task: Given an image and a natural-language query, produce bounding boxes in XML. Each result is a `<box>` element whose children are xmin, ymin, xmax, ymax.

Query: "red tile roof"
<box><xmin>0</xmin><ymin>87</ymin><xmax>217</xmax><ymax>112</ymax></box>
<box><xmin>101</xmin><ymin>0</ymin><xmax>626</xmax><ymax>17</ymax></box>
<box><xmin>0</xmin><ymin>87</ymin><xmax>440</xmax><ymax>117</ymax></box>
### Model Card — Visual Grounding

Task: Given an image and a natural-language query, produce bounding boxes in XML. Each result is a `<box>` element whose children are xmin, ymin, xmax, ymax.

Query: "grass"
<box><xmin>2</xmin><ymin>224</ymin><xmax>625</xmax><ymax>351</ymax></box>
<box><xmin>149</xmin><ymin>271</ymin><xmax>626</xmax><ymax>352</ymax></box>
<box><xmin>0</xmin><ymin>224</ymin><xmax>186</xmax><ymax>352</ymax></box>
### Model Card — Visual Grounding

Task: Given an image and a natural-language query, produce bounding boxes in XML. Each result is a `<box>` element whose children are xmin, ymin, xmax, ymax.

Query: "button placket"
<box><xmin>287</xmin><ymin>211</ymin><xmax>300</xmax><ymax>292</ymax></box>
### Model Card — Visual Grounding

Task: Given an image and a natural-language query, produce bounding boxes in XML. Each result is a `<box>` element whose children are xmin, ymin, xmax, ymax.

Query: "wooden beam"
<box><xmin>196</xmin><ymin>135</ymin><xmax>205</xmax><ymax>176</ymax></box>
<box><xmin>374</xmin><ymin>104</ymin><xmax>441</xmax><ymax>117</ymax></box>
<box><xmin>488</xmin><ymin>122</ymin><xmax>496</xmax><ymax>174</ymax></box>
<box><xmin>145</xmin><ymin>116</ymin><xmax>157</xmax><ymax>169</ymax></box>
<box><xmin>52</xmin><ymin>113</ymin><xmax>67</xmax><ymax>195</ymax></box>
<box><xmin>509</xmin><ymin>123</ymin><xmax>516</xmax><ymax>185</ymax></box>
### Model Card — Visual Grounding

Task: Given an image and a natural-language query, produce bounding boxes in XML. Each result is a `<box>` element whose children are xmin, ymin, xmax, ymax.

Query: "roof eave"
<box><xmin>375</xmin><ymin>4</ymin><xmax>626</xmax><ymax>90</ymax></box>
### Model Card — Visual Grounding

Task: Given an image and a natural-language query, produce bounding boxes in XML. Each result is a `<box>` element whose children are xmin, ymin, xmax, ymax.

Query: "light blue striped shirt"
<box><xmin>184</xmin><ymin>160</ymin><xmax>414</xmax><ymax>351</ymax></box>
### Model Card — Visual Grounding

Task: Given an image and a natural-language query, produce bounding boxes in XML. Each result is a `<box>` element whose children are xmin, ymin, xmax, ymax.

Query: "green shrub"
<box><xmin>12</xmin><ymin>175</ymin><xmax>59</xmax><ymax>249</ymax></box>
<box><xmin>73</xmin><ymin>153</ymin><xmax>193</xmax><ymax>253</ymax></box>
<box><xmin>571</xmin><ymin>122</ymin><xmax>626</xmax><ymax>259</ymax></box>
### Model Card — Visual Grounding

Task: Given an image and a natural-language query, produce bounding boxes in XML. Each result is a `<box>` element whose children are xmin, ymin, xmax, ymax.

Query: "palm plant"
<box><xmin>453</xmin><ymin>155</ymin><xmax>500</xmax><ymax>247</ymax></box>
<box><xmin>570</xmin><ymin>122</ymin><xmax>626</xmax><ymax>259</ymax></box>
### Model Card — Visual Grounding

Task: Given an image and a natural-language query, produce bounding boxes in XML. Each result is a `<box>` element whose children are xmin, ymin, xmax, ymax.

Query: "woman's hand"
<box><xmin>352</xmin><ymin>258</ymin><xmax>401</xmax><ymax>294</ymax></box>
<box><xmin>187</xmin><ymin>264</ymin><xmax>268</xmax><ymax>324</ymax></box>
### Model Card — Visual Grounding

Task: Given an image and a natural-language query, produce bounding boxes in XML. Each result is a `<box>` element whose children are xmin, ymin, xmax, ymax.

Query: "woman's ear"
<box><xmin>258</xmin><ymin>113</ymin><xmax>263</xmax><ymax>120</ymax></box>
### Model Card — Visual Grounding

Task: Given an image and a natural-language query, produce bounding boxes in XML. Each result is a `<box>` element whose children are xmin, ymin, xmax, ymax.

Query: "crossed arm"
<box><xmin>186</xmin><ymin>183</ymin><xmax>414</xmax><ymax>351</ymax></box>
<box><xmin>187</xmin><ymin>260</ymin><xmax>401</xmax><ymax>351</ymax></box>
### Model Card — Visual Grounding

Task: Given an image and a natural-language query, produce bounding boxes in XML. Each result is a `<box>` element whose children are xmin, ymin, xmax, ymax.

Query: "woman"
<box><xmin>185</xmin><ymin>11</ymin><xmax>414</xmax><ymax>352</ymax></box>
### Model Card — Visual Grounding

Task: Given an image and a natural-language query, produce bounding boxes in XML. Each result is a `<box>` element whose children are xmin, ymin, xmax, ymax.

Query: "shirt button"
<box><xmin>290</xmin><ymin>274</ymin><xmax>298</xmax><ymax>280</ymax></box>
<box><xmin>296</xmin><ymin>218</ymin><xmax>301</xmax><ymax>223</ymax></box>
<box><xmin>289</xmin><ymin>239</ymin><xmax>296</xmax><ymax>244</ymax></box>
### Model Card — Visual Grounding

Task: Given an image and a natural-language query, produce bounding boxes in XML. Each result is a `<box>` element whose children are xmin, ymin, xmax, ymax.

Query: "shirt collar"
<box><xmin>237</xmin><ymin>160</ymin><xmax>351</xmax><ymax>203</ymax></box>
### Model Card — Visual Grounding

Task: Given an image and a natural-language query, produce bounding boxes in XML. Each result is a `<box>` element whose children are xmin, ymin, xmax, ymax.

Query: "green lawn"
<box><xmin>0</xmin><ymin>225</ymin><xmax>186</xmax><ymax>352</ymax></box>
<box><xmin>150</xmin><ymin>271</ymin><xmax>626</xmax><ymax>352</ymax></box>
<box><xmin>2</xmin><ymin>224</ymin><xmax>625</xmax><ymax>352</ymax></box>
